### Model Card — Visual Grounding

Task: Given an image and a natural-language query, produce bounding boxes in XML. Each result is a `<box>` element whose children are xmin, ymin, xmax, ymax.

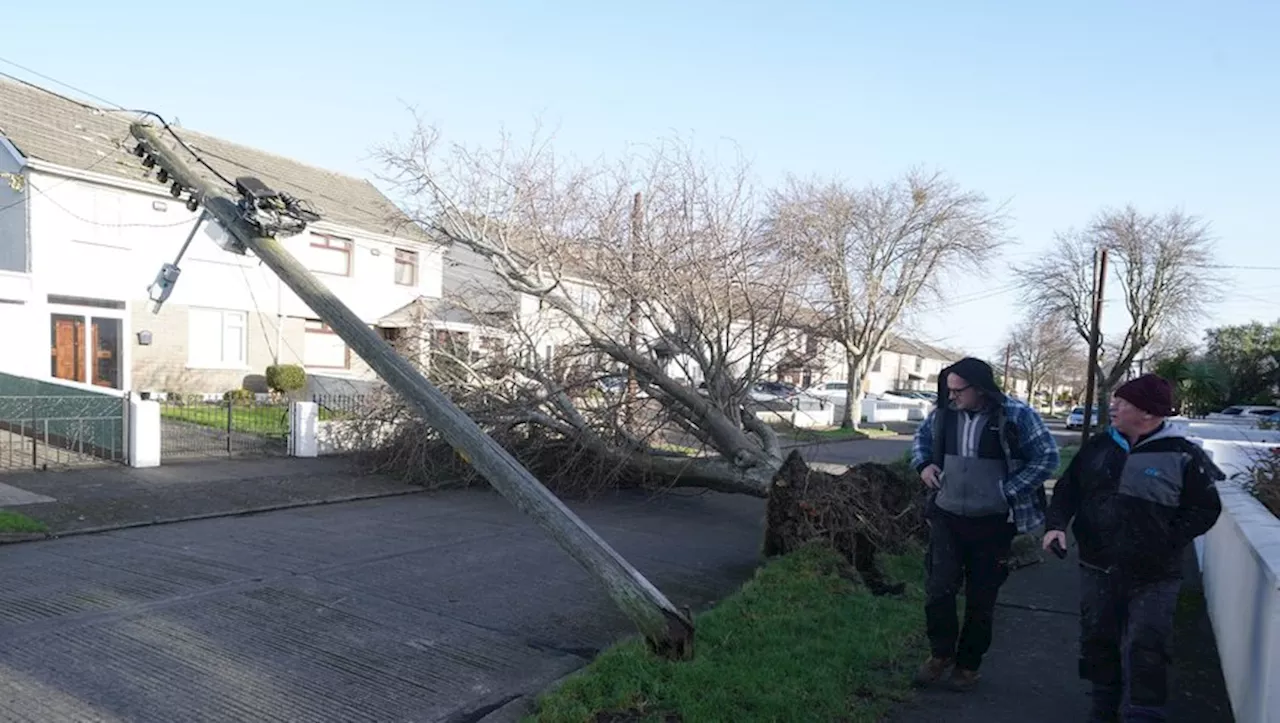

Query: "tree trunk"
<box><xmin>1096</xmin><ymin>376</ymin><xmax>1115</xmax><ymax>429</ymax></box>
<box><xmin>840</xmin><ymin>357</ymin><xmax>864</xmax><ymax>430</ymax></box>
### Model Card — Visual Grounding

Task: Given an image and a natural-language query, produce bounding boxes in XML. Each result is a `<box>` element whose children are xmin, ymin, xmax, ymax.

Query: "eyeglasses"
<box><xmin>947</xmin><ymin>385</ymin><xmax>971</xmax><ymax>398</ymax></box>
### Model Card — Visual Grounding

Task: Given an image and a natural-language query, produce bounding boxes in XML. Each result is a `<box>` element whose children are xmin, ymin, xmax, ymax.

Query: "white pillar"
<box><xmin>128</xmin><ymin>399</ymin><xmax>161</xmax><ymax>468</ymax></box>
<box><xmin>290</xmin><ymin>401</ymin><xmax>318</xmax><ymax>457</ymax></box>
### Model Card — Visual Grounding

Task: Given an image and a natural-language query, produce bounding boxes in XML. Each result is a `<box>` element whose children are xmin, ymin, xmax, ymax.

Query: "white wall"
<box><xmin>1195</xmin><ymin>483</ymin><xmax>1280</xmax><ymax>723</ymax></box>
<box><xmin>0</xmin><ymin>269</ymin><xmax>42</xmax><ymax>378</ymax></box>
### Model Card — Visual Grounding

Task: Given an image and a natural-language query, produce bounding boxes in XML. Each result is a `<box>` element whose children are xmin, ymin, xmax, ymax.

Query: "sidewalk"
<box><xmin>888</xmin><ymin>545</ymin><xmax>1234</xmax><ymax>723</ymax></box>
<box><xmin>0</xmin><ymin>457</ymin><xmax>424</xmax><ymax>536</ymax></box>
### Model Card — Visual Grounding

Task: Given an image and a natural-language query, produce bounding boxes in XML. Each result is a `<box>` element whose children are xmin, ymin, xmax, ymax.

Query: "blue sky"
<box><xmin>5</xmin><ymin>1</ymin><xmax>1277</xmax><ymax>361</ymax></box>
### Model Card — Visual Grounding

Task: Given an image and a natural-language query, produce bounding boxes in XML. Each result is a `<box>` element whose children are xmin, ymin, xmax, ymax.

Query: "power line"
<box><xmin>0</xmin><ymin>59</ymin><xmax>127</xmax><ymax>112</ymax></box>
<box><xmin>1192</xmin><ymin>263</ymin><xmax>1280</xmax><ymax>272</ymax></box>
<box><xmin>0</xmin><ymin>58</ymin><xmax>235</xmax><ymax>190</ymax></box>
<box><xmin>24</xmin><ymin>179</ymin><xmax>206</xmax><ymax>229</ymax></box>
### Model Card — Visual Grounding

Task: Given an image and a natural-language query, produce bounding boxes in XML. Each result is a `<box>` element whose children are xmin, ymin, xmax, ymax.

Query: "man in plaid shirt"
<box><xmin>910</xmin><ymin>357</ymin><xmax>1059</xmax><ymax>691</ymax></box>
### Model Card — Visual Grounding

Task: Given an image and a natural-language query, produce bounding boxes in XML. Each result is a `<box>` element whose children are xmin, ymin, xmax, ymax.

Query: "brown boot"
<box><xmin>945</xmin><ymin>667</ymin><xmax>981</xmax><ymax>692</ymax></box>
<box><xmin>912</xmin><ymin>656</ymin><xmax>954</xmax><ymax>688</ymax></box>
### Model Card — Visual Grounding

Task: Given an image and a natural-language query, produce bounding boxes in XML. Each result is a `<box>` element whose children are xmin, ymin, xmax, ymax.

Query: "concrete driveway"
<box><xmin>0</xmin><ymin>489</ymin><xmax>765</xmax><ymax>721</ymax></box>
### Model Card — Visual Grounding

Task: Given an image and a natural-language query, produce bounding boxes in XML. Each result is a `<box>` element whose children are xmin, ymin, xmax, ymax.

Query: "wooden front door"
<box><xmin>50</xmin><ymin>315</ymin><xmax>86</xmax><ymax>383</ymax></box>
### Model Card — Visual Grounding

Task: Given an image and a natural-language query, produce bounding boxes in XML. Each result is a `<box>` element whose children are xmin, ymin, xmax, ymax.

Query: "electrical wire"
<box><xmin>0</xmin><ymin>58</ymin><xmax>236</xmax><ymax>191</ymax></box>
<box><xmin>25</xmin><ymin>181</ymin><xmax>208</xmax><ymax>229</ymax></box>
<box><xmin>0</xmin><ymin>129</ymin><xmax>133</xmax><ymax>216</ymax></box>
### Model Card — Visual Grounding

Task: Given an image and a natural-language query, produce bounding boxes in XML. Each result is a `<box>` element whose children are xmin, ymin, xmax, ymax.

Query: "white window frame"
<box><xmin>303</xmin><ymin>318</ymin><xmax>351</xmax><ymax>370</ymax></box>
<box><xmin>187</xmin><ymin>307</ymin><xmax>248</xmax><ymax>370</ymax></box>
<box><xmin>309</xmin><ymin>233</ymin><xmax>354</xmax><ymax>277</ymax></box>
<box><xmin>394</xmin><ymin>248</ymin><xmax>418</xmax><ymax>287</ymax></box>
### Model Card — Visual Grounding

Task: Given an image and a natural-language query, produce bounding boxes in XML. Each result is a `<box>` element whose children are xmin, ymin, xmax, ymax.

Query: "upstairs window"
<box><xmin>395</xmin><ymin>248</ymin><xmax>418</xmax><ymax>286</ymax></box>
<box><xmin>310</xmin><ymin>234</ymin><xmax>353</xmax><ymax>276</ymax></box>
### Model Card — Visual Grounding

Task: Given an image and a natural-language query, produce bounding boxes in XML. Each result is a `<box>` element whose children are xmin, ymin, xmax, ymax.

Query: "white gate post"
<box><xmin>128</xmin><ymin>398</ymin><xmax>161</xmax><ymax>467</ymax></box>
<box><xmin>290</xmin><ymin>401</ymin><xmax>319</xmax><ymax>457</ymax></box>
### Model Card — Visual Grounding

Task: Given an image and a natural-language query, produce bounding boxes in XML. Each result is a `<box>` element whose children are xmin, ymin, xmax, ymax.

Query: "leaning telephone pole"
<box><xmin>129</xmin><ymin>123</ymin><xmax>694</xmax><ymax>657</ymax></box>
<box><xmin>1080</xmin><ymin>248</ymin><xmax>1108</xmax><ymax>443</ymax></box>
<box><xmin>624</xmin><ymin>192</ymin><xmax>642</xmax><ymax>429</ymax></box>
<box><xmin>1002</xmin><ymin>343</ymin><xmax>1012</xmax><ymax>397</ymax></box>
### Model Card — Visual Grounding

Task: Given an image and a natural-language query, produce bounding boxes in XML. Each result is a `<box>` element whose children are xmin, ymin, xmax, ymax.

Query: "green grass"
<box><xmin>526</xmin><ymin>545</ymin><xmax>927</xmax><ymax>723</ymax></box>
<box><xmin>651</xmin><ymin>442</ymin><xmax>702</xmax><ymax>457</ymax></box>
<box><xmin>777</xmin><ymin>425</ymin><xmax>901</xmax><ymax>444</ymax></box>
<box><xmin>1055</xmin><ymin>445</ymin><xmax>1079</xmax><ymax>479</ymax></box>
<box><xmin>0</xmin><ymin>510</ymin><xmax>49</xmax><ymax>534</ymax></box>
<box><xmin>161</xmin><ymin>405</ymin><xmax>290</xmax><ymax>436</ymax></box>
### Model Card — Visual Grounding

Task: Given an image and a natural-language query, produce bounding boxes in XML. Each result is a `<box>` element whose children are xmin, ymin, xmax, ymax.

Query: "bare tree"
<box><xmin>1005</xmin><ymin>311</ymin><xmax>1084</xmax><ymax>413</ymax></box>
<box><xmin>375</xmin><ymin>122</ymin><xmax>809</xmax><ymax>496</ymax></box>
<box><xmin>768</xmin><ymin>171</ymin><xmax>1007</xmax><ymax>428</ymax></box>
<box><xmin>1016</xmin><ymin>206</ymin><xmax>1218</xmax><ymax>421</ymax></box>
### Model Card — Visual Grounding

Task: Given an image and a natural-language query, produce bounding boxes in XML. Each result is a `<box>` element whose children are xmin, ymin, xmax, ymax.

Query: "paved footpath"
<box><xmin>0</xmin><ymin>488</ymin><xmax>766</xmax><ymax>722</ymax></box>
<box><xmin>888</xmin><ymin>543</ymin><xmax>1234</xmax><ymax>723</ymax></box>
<box><xmin>2</xmin><ymin>457</ymin><xmax>420</xmax><ymax>534</ymax></box>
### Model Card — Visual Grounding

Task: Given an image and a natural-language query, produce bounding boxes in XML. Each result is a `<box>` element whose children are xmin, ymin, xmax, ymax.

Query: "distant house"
<box><xmin>761</xmin><ymin>324</ymin><xmax>962</xmax><ymax>395</ymax></box>
<box><xmin>866</xmin><ymin>337</ymin><xmax>963</xmax><ymax>395</ymax></box>
<box><xmin>0</xmin><ymin>76</ymin><xmax>459</xmax><ymax>397</ymax></box>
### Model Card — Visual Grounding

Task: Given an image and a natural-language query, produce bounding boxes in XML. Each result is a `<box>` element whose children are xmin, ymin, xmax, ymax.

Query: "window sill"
<box><xmin>185</xmin><ymin>364</ymin><xmax>251</xmax><ymax>372</ymax></box>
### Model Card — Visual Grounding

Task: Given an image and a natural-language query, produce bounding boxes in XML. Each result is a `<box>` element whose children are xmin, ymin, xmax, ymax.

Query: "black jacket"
<box><xmin>1045</xmin><ymin>424</ymin><xmax>1223</xmax><ymax>583</ymax></box>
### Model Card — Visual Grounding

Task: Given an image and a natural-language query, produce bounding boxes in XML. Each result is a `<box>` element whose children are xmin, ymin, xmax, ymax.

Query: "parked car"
<box><xmin>749</xmin><ymin>381</ymin><xmax>800</xmax><ymax>403</ymax></box>
<box><xmin>1065</xmin><ymin>405</ymin><xmax>1101</xmax><ymax>431</ymax></box>
<box><xmin>597</xmin><ymin>374</ymin><xmax>648</xmax><ymax>398</ymax></box>
<box><xmin>803</xmin><ymin>381</ymin><xmax>849</xmax><ymax>401</ymax></box>
<box><xmin>1208</xmin><ymin>405</ymin><xmax>1280</xmax><ymax>419</ymax></box>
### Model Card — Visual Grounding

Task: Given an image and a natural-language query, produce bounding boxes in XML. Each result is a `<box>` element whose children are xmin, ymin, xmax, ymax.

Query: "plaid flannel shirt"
<box><xmin>911</xmin><ymin>396</ymin><xmax>1059</xmax><ymax>533</ymax></box>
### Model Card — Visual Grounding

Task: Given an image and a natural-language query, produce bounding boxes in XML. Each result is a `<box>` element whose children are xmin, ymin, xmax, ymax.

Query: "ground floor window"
<box><xmin>188</xmin><ymin>308</ymin><xmax>247</xmax><ymax>369</ymax></box>
<box><xmin>50</xmin><ymin>313</ymin><xmax>122</xmax><ymax>389</ymax></box>
<box><xmin>304</xmin><ymin>319</ymin><xmax>350</xmax><ymax>369</ymax></box>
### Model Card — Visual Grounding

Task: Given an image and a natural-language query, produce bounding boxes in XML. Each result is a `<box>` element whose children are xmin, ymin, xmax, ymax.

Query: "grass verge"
<box><xmin>0</xmin><ymin>509</ymin><xmax>49</xmax><ymax>534</ymax></box>
<box><xmin>526</xmin><ymin>545</ymin><xmax>927</xmax><ymax>723</ymax></box>
<box><xmin>782</xmin><ymin>426</ymin><xmax>902</xmax><ymax>444</ymax></box>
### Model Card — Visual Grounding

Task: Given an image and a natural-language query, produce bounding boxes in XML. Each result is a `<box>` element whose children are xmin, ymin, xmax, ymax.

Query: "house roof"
<box><xmin>884</xmin><ymin>335</ymin><xmax>964</xmax><ymax>363</ymax></box>
<box><xmin>0</xmin><ymin>75</ymin><xmax>425</xmax><ymax>241</ymax></box>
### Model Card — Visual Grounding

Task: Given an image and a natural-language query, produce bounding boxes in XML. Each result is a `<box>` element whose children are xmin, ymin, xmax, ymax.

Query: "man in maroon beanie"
<box><xmin>1043</xmin><ymin>374</ymin><xmax>1222</xmax><ymax>723</ymax></box>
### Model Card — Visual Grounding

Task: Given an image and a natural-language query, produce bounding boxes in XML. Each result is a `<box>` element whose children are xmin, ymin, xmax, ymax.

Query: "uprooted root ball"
<box><xmin>763</xmin><ymin>451</ymin><xmax>927</xmax><ymax>596</ymax></box>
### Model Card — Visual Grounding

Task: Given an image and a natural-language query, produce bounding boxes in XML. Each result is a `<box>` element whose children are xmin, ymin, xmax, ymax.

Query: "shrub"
<box><xmin>266</xmin><ymin>364</ymin><xmax>306</xmax><ymax>394</ymax></box>
<box><xmin>1248</xmin><ymin>449</ymin><xmax>1280</xmax><ymax>518</ymax></box>
<box><xmin>222</xmin><ymin>388</ymin><xmax>255</xmax><ymax>405</ymax></box>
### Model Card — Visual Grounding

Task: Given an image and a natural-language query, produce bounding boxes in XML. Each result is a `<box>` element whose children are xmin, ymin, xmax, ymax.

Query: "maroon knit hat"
<box><xmin>1114</xmin><ymin>374</ymin><xmax>1175</xmax><ymax>417</ymax></box>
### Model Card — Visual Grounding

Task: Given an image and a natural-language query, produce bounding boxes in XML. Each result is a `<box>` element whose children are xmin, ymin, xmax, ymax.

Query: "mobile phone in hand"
<box><xmin>1049</xmin><ymin>539</ymin><xmax>1067</xmax><ymax>559</ymax></box>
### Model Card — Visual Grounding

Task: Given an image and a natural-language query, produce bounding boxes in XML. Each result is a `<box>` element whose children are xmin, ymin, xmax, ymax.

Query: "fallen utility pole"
<box><xmin>1080</xmin><ymin>248</ymin><xmax>1108</xmax><ymax>444</ymax></box>
<box><xmin>129</xmin><ymin>123</ymin><xmax>694</xmax><ymax>657</ymax></box>
<box><xmin>624</xmin><ymin>191</ymin><xmax>642</xmax><ymax>430</ymax></box>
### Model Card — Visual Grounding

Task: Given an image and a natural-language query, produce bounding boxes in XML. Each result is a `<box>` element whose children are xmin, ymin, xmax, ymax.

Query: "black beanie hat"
<box><xmin>1114</xmin><ymin>374</ymin><xmax>1175</xmax><ymax>417</ymax></box>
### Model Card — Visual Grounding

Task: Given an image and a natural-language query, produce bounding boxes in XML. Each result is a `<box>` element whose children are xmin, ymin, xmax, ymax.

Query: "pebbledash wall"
<box><xmin>130</xmin><ymin>304</ymin><xmax>307</xmax><ymax>396</ymax></box>
<box><xmin>1193</xmin><ymin>434</ymin><xmax>1280</xmax><ymax>723</ymax></box>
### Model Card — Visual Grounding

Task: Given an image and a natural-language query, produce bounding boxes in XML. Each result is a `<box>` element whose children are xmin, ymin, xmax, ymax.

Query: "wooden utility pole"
<box><xmin>130</xmin><ymin>123</ymin><xmax>694</xmax><ymax>657</ymax></box>
<box><xmin>1081</xmin><ymin>248</ymin><xmax>1108</xmax><ymax>443</ymax></box>
<box><xmin>1002</xmin><ymin>343</ymin><xmax>1012</xmax><ymax>397</ymax></box>
<box><xmin>625</xmin><ymin>192</ymin><xmax>642</xmax><ymax>429</ymax></box>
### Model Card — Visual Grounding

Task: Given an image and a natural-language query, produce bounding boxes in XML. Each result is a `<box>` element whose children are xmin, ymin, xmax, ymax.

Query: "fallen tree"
<box><xmin>377</xmin><ymin>127</ymin><xmax>804</xmax><ymax>496</ymax></box>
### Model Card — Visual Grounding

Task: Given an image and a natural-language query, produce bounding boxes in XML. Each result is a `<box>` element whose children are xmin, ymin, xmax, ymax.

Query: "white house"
<box><xmin>761</xmin><ymin>330</ymin><xmax>962</xmax><ymax>395</ymax></box>
<box><xmin>0</xmin><ymin>76</ymin><xmax>450</xmax><ymax>397</ymax></box>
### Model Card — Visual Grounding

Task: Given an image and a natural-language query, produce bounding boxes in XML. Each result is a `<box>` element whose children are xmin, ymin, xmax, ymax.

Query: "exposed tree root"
<box><xmin>762</xmin><ymin>451</ymin><xmax>927</xmax><ymax>596</ymax></box>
